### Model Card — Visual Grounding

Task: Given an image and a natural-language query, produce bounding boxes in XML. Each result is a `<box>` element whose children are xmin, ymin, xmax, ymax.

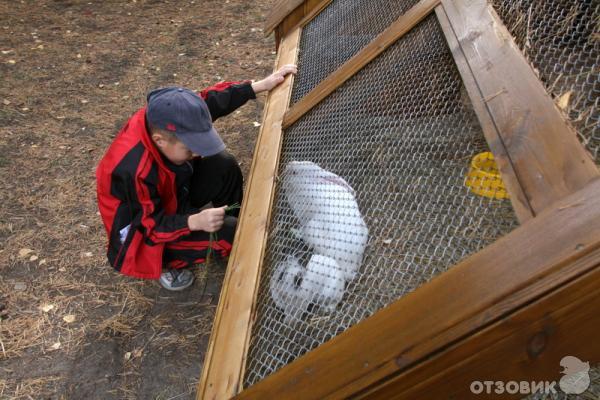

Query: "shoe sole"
<box><xmin>159</xmin><ymin>276</ymin><xmax>195</xmax><ymax>291</ymax></box>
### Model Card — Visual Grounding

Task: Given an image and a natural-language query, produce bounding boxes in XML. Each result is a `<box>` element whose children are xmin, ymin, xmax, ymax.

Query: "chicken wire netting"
<box><xmin>243</xmin><ymin>13</ymin><xmax>520</xmax><ymax>387</ymax></box>
<box><xmin>290</xmin><ymin>0</ymin><xmax>420</xmax><ymax>104</ymax></box>
<box><xmin>490</xmin><ymin>0</ymin><xmax>599</xmax><ymax>165</ymax></box>
<box><xmin>245</xmin><ymin>14</ymin><xmax>517</xmax><ymax>386</ymax></box>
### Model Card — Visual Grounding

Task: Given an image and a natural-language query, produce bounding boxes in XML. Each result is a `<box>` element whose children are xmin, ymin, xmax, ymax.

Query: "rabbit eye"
<box><xmin>277</xmin><ymin>271</ymin><xmax>285</xmax><ymax>282</ymax></box>
<box><xmin>293</xmin><ymin>273</ymin><xmax>303</xmax><ymax>288</ymax></box>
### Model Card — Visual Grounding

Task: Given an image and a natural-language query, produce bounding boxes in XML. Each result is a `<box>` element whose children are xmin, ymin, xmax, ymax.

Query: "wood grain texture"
<box><xmin>282</xmin><ymin>0</ymin><xmax>441</xmax><ymax>129</ymax></box>
<box><xmin>271</xmin><ymin>0</ymin><xmax>332</xmax><ymax>42</ymax></box>
<box><xmin>196</xmin><ymin>27</ymin><xmax>301</xmax><ymax>400</ymax></box>
<box><xmin>360</xmin><ymin>258</ymin><xmax>600</xmax><ymax>399</ymax></box>
<box><xmin>440</xmin><ymin>0</ymin><xmax>599</xmax><ymax>215</ymax></box>
<box><xmin>264</xmin><ymin>0</ymin><xmax>304</xmax><ymax>36</ymax></box>
<box><xmin>234</xmin><ymin>178</ymin><xmax>600</xmax><ymax>400</ymax></box>
<box><xmin>436</xmin><ymin>5</ymin><xmax>533</xmax><ymax>223</ymax></box>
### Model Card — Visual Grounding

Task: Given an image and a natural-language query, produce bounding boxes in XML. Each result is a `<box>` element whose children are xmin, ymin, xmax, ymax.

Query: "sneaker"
<box><xmin>159</xmin><ymin>268</ymin><xmax>195</xmax><ymax>291</ymax></box>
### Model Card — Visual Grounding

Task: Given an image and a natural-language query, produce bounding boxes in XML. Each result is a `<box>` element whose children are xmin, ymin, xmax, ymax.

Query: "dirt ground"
<box><xmin>0</xmin><ymin>0</ymin><xmax>275</xmax><ymax>398</ymax></box>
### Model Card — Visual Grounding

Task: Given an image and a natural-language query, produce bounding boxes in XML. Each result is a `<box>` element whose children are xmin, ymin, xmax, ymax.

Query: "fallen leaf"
<box><xmin>253</xmin><ymin>121</ymin><xmax>261</xmax><ymax>127</ymax></box>
<box><xmin>39</xmin><ymin>259</ymin><xmax>47</xmax><ymax>266</ymax></box>
<box><xmin>58</xmin><ymin>267</ymin><xmax>66</xmax><ymax>272</ymax></box>
<box><xmin>83</xmin><ymin>252</ymin><xmax>93</xmax><ymax>257</ymax></box>
<box><xmin>50</xmin><ymin>342</ymin><xmax>61</xmax><ymax>350</ymax></box>
<box><xmin>124</xmin><ymin>352</ymin><xmax>132</xmax><ymax>361</ymax></box>
<box><xmin>13</xmin><ymin>282</ymin><xmax>26</xmax><ymax>291</ymax></box>
<box><xmin>382</xmin><ymin>239</ymin><xmax>393</xmax><ymax>245</ymax></box>
<box><xmin>63</xmin><ymin>315</ymin><xmax>76</xmax><ymax>323</ymax></box>
<box><xmin>557</xmin><ymin>91</ymin><xmax>572</xmax><ymax>111</ymax></box>
<box><xmin>2</xmin><ymin>99</ymin><xmax>10</xmax><ymax>105</ymax></box>
<box><xmin>29</xmin><ymin>255</ymin><xmax>38</xmax><ymax>261</ymax></box>
<box><xmin>18</xmin><ymin>248</ymin><xmax>33</xmax><ymax>258</ymax></box>
<box><xmin>132</xmin><ymin>348</ymin><xmax>143</xmax><ymax>358</ymax></box>
<box><xmin>40</xmin><ymin>303</ymin><xmax>55</xmax><ymax>313</ymax></box>
<box><xmin>80</xmin><ymin>99</ymin><xmax>89</xmax><ymax>104</ymax></box>
<box><xmin>7</xmin><ymin>59</ymin><xmax>16</xmax><ymax>64</ymax></box>
<box><xmin>1</xmin><ymin>50</ymin><xmax>13</xmax><ymax>54</ymax></box>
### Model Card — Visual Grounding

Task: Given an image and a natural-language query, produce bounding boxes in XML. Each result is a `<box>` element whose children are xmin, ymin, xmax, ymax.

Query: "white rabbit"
<box><xmin>302</xmin><ymin>254</ymin><xmax>346</xmax><ymax>312</ymax></box>
<box><xmin>269</xmin><ymin>255</ymin><xmax>311</xmax><ymax>323</ymax></box>
<box><xmin>282</xmin><ymin>161</ymin><xmax>369</xmax><ymax>281</ymax></box>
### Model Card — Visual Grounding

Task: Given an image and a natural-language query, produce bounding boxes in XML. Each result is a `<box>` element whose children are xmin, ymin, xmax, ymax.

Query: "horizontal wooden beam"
<box><xmin>440</xmin><ymin>0</ymin><xmax>599</xmax><ymax>215</ymax></box>
<box><xmin>197</xmin><ymin>27</ymin><xmax>301</xmax><ymax>400</ymax></box>
<box><xmin>360</xmin><ymin>256</ymin><xmax>600</xmax><ymax>399</ymax></box>
<box><xmin>234</xmin><ymin>178</ymin><xmax>600</xmax><ymax>399</ymax></box>
<box><xmin>282</xmin><ymin>0</ymin><xmax>440</xmax><ymax>129</ymax></box>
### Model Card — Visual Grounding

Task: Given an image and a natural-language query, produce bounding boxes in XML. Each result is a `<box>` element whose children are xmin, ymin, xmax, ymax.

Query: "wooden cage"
<box><xmin>198</xmin><ymin>0</ymin><xmax>600</xmax><ymax>398</ymax></box>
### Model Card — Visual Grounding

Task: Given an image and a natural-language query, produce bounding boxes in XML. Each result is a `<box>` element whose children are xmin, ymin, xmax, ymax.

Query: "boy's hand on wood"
<box><xmin>188</xmin><ymin>206</ymin><xmax>227</xmax><ymax>232</ymax></box>
<box><xmin>252</xmin><ymin>64</ymin><xmax>297</xmax><ymax>93</ymax></box>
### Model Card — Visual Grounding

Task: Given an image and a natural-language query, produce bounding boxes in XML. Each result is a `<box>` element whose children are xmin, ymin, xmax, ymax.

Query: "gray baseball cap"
<box><xmin>146</xmin><ymin>87</ymin><xmax>225</xmax><ymax>157</ymax></box>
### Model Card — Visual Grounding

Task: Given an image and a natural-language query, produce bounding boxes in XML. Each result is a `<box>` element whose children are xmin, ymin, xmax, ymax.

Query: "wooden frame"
<box><xmin>437</xmin><ymin>0</ymin><xmax>598</xmax><ymax>219</ymax></box>
<box><xmin>196</xmin><ymin>27</ymin><xmax>301</xmax><ymax>400</ymax></box>
<box><xmin>282</xmin><ymin>0</ymin><xmax>441</xmax><ymax>130</ymax></box>
<box><xmin>266</xmin><ymin>0</ymin><xmax>333</xmax><ymax>45</ymax></box>
<box><xmin>200</xmin><ymin>0</ymin><xmax>600</xmax><ymax>398</ymax></box>
<box><xmin>234</xmin><ymin>178</ymin><xmax>600</xmax><ymax>399</ymax></box>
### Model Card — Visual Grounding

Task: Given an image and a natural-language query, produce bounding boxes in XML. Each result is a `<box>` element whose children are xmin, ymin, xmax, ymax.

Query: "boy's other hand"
<box><xmin>188</xmin><ymin>206</ymin><xmax>227</xmax><ymax>232</ymax></box>
<box><xmin>251</xmin><ymin>64</ymin><xmax>297</xmax><ymax>94</ymax></box>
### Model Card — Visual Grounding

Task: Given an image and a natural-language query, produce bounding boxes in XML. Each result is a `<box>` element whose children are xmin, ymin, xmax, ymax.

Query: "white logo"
<box><xmin>469</xmin><ymin>356</ymin><xmax>592</xmax><ymax>395</ymax></box>
<box><xmin>559</xmin><ymin>356</ymin><xmax>591</xmax><ymax>395</ymax></box>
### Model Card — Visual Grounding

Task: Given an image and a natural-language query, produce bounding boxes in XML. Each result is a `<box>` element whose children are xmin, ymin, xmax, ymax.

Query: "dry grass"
<box><xmin>0</xmin><ymin>0</ymin><xmax>275</xmax><ymax>398</ymax></box>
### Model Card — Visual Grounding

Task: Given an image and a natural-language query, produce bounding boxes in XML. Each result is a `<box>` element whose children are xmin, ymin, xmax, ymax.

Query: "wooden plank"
<box><xmin>440</xmin><ymin>0</ymin><xmax>599</xmax><ymax>215</ymax></box>
<box><xmin>234</xmin><ymin>178</ymin><xmax>600</xmax><ymax>400</ymax></box>
<box><xmin>282</xmin><ymin>0</ymin><xmax>441</xmax><ymax>129</ymax></box>
<box><xmin>196</xmin><ymin>27</ymin><xmax>301</xmax><ymax>400</ymax></box>
<box><xmin>264</xmin><ymin>0</ymin><xmax>304</xmax><ymax>36</ymax></box>
<box><xmin>360</xmin><ymin>260</ymin><xmax>600</xmax><ymax>399</ymax></box>
<box><xmin>271</xmin><ymin>0</ymin><xmax>332</xmax><ymax>43</ymax></box>
<box><xmin>436</xmin><ymin>6</ymin><xmax>534</xmax><ymax>223</ymax></box>
<box><xmin>298</xmin><ymin>0</ymin><xmax>332</xmax><ymax>29</ymax></box>
<box><xmin>279</xmin><ymin>4</ymin><xmax>305</xmax><ymax>40</ymax></box>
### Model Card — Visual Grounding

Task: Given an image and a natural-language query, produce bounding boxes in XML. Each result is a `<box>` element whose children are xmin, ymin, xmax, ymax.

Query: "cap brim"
<box><xmin>176</xmin><ymin>126</ymin><xmax>225</xmax><ymax>157</ymax></box>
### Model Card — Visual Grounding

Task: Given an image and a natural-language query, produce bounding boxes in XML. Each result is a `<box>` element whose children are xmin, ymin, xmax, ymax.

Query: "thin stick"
<box><xmin>0</xmin><ymin>335</ymin><xmax>6</xmax><ymax>358</ymax></box>
<box><xmin>206</xmin><ymin>203</ymin><xmax>241</xmax><ymax>263</ymax></box>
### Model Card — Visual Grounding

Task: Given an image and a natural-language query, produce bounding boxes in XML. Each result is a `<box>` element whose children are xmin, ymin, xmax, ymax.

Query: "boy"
<box><xmin>96</xmin><ymin>65</ymin><xmax>296</xmax><ymax>291</ymax></box>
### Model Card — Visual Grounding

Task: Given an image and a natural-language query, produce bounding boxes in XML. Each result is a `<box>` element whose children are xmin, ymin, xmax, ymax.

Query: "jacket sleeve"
<box><xmin>200</xmin><ymin>81</ymin><xmax>256</xmax><ymax>121</ymax></box>
<box><xmin>136</xmin><ymin>165</ymin><xmax>192</xmax><ymax>245</ymax></box>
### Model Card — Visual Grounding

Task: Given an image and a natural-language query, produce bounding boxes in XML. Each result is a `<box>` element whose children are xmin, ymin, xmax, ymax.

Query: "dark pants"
<box><xmin>163</xmin><ymin>151</ymin><xmax>243</xmax><ymax>269</ymax></box>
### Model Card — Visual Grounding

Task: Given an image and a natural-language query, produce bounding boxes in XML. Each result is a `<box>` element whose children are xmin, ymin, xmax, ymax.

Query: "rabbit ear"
<box><xmin>318</xmin><ymin>174</ymin><xmax>355</xmax><ymax>196</ymax></box>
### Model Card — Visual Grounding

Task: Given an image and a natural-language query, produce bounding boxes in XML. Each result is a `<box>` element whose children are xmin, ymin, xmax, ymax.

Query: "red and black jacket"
<box><xmin>96</xmin><ymin>81</ymin><xmax>255</xmax><ymax>279</ymax></box>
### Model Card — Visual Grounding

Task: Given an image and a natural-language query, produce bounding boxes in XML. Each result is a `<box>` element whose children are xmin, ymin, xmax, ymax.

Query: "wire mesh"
<box><xmin>290</xmin><ymin>0</ymin><xmax>421</xmax><ymax>104</ymax></box>
<box><xmin>244</xmin><ymin>13</ymin><xmax>520</xmax><ymax>387</ymax></box>
<box><xmin>490</xmin><ymin>0</ymin><xmax>599</xmax><ymax>165</ymax></box>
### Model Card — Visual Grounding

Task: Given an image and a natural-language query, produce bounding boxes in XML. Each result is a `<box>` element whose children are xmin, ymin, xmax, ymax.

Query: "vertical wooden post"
<box><xmin>197</xmin><ymin>27</ymin><xmax>301</xmax><ymax>400</ymax></box>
